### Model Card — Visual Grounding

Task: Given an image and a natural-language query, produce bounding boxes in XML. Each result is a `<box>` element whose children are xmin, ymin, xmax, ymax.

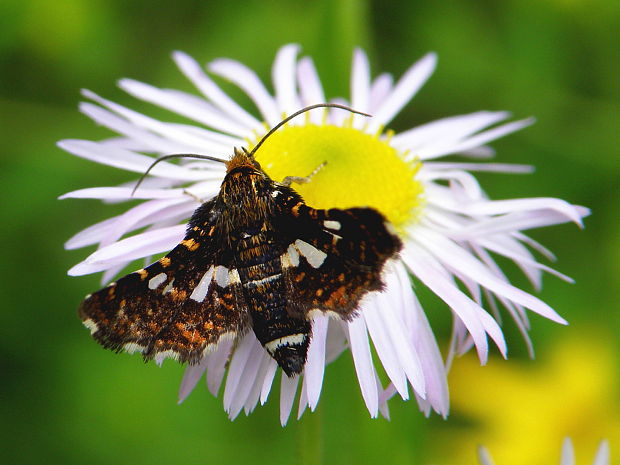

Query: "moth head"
<box><xmin>218</xmin><ymin>148</ymin><xmax>272</xmax><ymax>210</ymax></box>
<box><xmin>225</xmin><ymin>147</ymin><xmax>263</xmax><ymax>176</ymax></box>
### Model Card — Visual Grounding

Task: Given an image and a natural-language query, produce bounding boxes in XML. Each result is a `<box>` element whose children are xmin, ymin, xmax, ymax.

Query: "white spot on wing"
<box><xmin>199</xmin><ymin>332</ymin><xmax>238</xmax><ymax>358</ymax></box>
<box><xmin>243</xmin><ymin>273</ymin><xmax>281</xmax><ymax>288</ymax></box>
<box><xmin>294</xmin><ymin>239</ymin><xmax>327</xmax><ymax>268</ymax></box>
<box><xmin>215</xmin><ymin>266</ymin><xmax>229</xmax><ymax>287</ymax></box>
<box><xmin>271</xmin><ymin>190</ymin><xmax>281</xmax><ymax>198</ymax></box>
<box><xmin>162</xmin><ymin>278</ymin><xmax>175</xmax><ymax>294</ymax></box>
<box><xmin>308</xmin><ymin>308</ymin><xmax>343</xmax><ymax>320</ymax></box>
<box><xmin>154</xmin><ymin>349</ymin><xmax>181</xmax><ymax>365</ymax></box>
<box><xmin>265</xmin><ymin>334</ymin><xmax>307</xmax><ymax>354</ymax></box>
<box><xmin>323</xmin><ymin>220</ymin><xmax>341</xmax><ymax>230</ymax></box>
<box><xmin>148</xmin><ymin>272</ymin><xmax>167</xmax><ymax>290</ymax></box>
<box><xmin>229</xmin><ymin>268</ymin><xmax>241</xmax><ymax>285</ymax></box>
<box><xmin>281</xmin><ymin>245</ymin><xmax>300</xmax><ymax>268</ymax></box>
<box><xmin>83</xmin><ymin>319</ymin><xmax>98</xmax><ymax>335</ymax></box>
<box><xmin>190</xmin><ymin>266</ymin><xmax>214</xmax><ymax>302</ymax></box>
<box><xmin>123</xmin><ymin>342</ymin><xmax>146</xmax><ymax>354</ymax></box>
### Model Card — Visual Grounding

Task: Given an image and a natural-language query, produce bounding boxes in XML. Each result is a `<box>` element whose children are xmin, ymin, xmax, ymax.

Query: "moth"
<box><xmin>79</xmin><ymin>104</ymin><xmax>402</xmax><ymax>376</ymax></box>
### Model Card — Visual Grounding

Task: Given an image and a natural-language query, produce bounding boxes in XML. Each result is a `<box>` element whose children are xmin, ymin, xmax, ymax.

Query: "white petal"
<box><xmin>207</xmin><ymin>339</ymin><xmax>234</xmax><ymax>396</ymax></box>
<box><xmin>345</xmin><ymin>318</ymin><xmax>379</xmax><ymax>417</ymax></box>
<box><xmin>100</xmin><ymin>136</ymin><xmax>155</xmax><ymax>152</ymax></box>
<box><xmin>304</xmin><ymin>314</ymin><xmax>328</xmax><ymax>411</ymax></box>
<box><xmin>364</xmin><ymin>277</ymin><xmax>427</xmax><ymax>400</ymax></box>
<box><xmin>593</xmin><ymin>440</ymin><xmax>610</xmax><ymax>465</ymax></box>
<box><xmin>418</xmin><ymin>118</ymin><xmax>535</xmax><ymax>159</ymax></box>
<box><xmin>208</xmin><ymin>57</ymin><xmax>280</xmax><ymax>126</ymax></box>
<box><xmin>328</xmin><ymin>97</ymin><xmax>351</xmax><ymax>126</ymax></box>
<box><xmin>392</xmin><ymin>111</ymin><xmax>510</xmax><ymax>152</ymax></box>
<box><xmin>296</xmin><ymin>380</ymin><xmax>309</xmax><ymax>420</ymax></box>
<box><xmin>460</xmin><ymin>198</ymin><xmax>586</xmax><ymax>227</ymax></box>
<box><xmin>367</xmin><ymin>53</ymin><xmax>437</xmax><ymax>132</ymax></box>
<box><xmin>395</xmin><ymin>262</ymin><xmax>449</xmax><ymax>416</ymax></box>
<box><xmin>368</xmin><ymin>73</ymin><xmax>393</xmax><ymax>112</ymax></box>
<box><xmin>376</xmin><ymin>376</ymin><xmax>391</xmax><ymax>420</ymax></box>
<box><xmin>477</xmin><ymin>446</ymin><xmax>496</xmax><ymax>465</ymax></box>
<box><xmin>64</xmin><ymin>216</ymin><xmax>119</xmax><ymax>250</ymax></box>
<box><xmin>60</xmin><ymin>186</ymin><xmax>187</xmax><ymax>200</ymax></box>
<box><xmin>227</xmin><ymin>337</ymin><xmax>265</xmax><ymax>419</ymax></box>
<box><xmin>421</xmin><ymin>170</ymin><xmax>485</xmax><ymax>201</ymax></box>
<box><xmin>100</xmin><ymin>263</ymin><xmax>127</xmax><ymax>285</ymax></box>
<box><xmin>351</xmin><ymin>48</ymin><xmax>370</xmax><ymax>128</ymax></box>
<box><xmin>401</xmin><ymin>244</ymin><xmax>505</xmax><ymax>363</ymax></box>
<box><xmin>119</xmin><ymin>79</ymin><xmax>248</xmax><ymax>137</ymax></box>
<box><xmin>223</xmin><ymin>332</ymin><xmax>259</xmax><ymax>414</ymax></box>
<box><xmin>560</xmin><ymin>438</ymin><xmax>575</xmax><ymax>465</ymax></box>
<box><xmin>178</xmin><ymin>356</ymin><xmax>209</xmax><ymax>403</ymax></box>
<box><xmin>279</xmin><ymin>373</ymin><xmax>299</xmax><ymax>426</ymax></box>
<box><xmin>272</xmin><ymin>44</ymin><xmax>301</xmax><ymax>116</ymax></box>
<box><xmin>79</xmin><ymin>102</ymin><xmax>203</xmax><ymax>155</ymax></box>
<box><xmin>244</xmin><ymin>352</ymin><xmax>274</xmax><ymax>414</ymax></box>
<box><xmin>83</xmin><ymin>89</ymin><xmax>241</xmax><ymax>152</ymax></box>
<box><xmin>459</xmin><ymin>146</ymin><xmax>496</xmax><ymax>158</ymax></box>
<box><xmin>451</xmin><ymin>209</ymin><xmax>589</xmax><ymax>239</ymax></box>
<box><xmin>260</xmin><ymin>359</ymin><xmax>278</xmax><ymax>404</ymax></box>
<box><xmin>478</xmin><ymin>235</ymin><xmax>573</xmax><ymax>286</ymax></box>
<box><xmin>514</xmin><ymin>232</ymin><xmax>557</xmax><ymax>261</ymax></box>
<box><xmin>423</xmin><ymin>161</ymin><xmax>534</xmax><ymax>174</ymax></box>
<box><xmin>58</xmin><ymin>140</ymin><xmax>211</xmax><ymax>180</ymax></box>
<box><xmin>173</xmin><ymin>50</ymin><xmax>261</xmax><ymax>130</ymax></box>
<box><xmin>68</xmin><ymin>224</ymin><xmax>185</xmax><ymax>275</ymax></box>
<box><xmin>414</xmin><ymin>227</ymin><xmax>567</xmax><ymax>325</ymax></box>
<box><xmin>325</xmin><ymin>319</ymin><xmax>348</xmax><ymax>363</ymax></box>
<box><xmin>362</xmin><ymin>297</ymin><xmax>408</xmax><ymax>399</ymax></box>
<box><xmin>297</xmin><ymin>56</ymin><xmax>326</xmax><ymax>124</ymax></box>
<box><xmin>98</xmin><ymin>199</ymin><xmax>196</xmax><ymax>248</ymax></box>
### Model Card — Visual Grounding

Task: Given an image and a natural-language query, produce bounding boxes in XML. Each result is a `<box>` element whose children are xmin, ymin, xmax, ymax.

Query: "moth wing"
<box><xmin>279</xmin><ymin>205</ymin><xmax>402</xmax><ymax>319</ymax></box>
<box><xmin>79</xmin><ymin>200</ymin><xmax>248</xmax><ymax>364</ymax></box>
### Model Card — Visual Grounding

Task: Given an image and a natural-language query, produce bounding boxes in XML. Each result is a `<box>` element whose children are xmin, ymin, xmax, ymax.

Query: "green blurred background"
<box><xmin>1</xmin><ymin>1</ymin><xmax>618</xmax><ymax>464</ymax></box>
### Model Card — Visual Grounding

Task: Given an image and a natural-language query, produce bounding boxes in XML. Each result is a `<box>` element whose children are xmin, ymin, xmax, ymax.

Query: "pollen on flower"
<box><xmin>251</xmin><ymin>122</ymin><xmax>424</xmax><ymax>231</ymax></box>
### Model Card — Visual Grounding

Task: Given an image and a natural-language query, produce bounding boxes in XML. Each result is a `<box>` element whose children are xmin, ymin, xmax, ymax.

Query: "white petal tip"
<box><xmin>56</xmin><ymin>139</ymin><xmax>73</xmax><ymax>150</ymax></box>
<box><xmin>420</xmin><ymin>52</ymin><xmax>438</xmax><ymax>69</ymax></box>
<box><xmin>80</xmin><ymin>88</ymin><xmax>97</xmax><ymax>99</ymax></box>
<box><xmin>172</xmin><ymin>50</ymin><xmax>188</xmax><ymax>60</ymax></box>
<box><xmin>67</xmin><ymin>266</ymin><xmax>85</xmax><ymax>276</ymax></box>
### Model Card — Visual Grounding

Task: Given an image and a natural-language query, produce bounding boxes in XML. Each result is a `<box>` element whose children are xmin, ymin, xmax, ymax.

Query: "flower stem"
<box><xmin>297</xmin><ymin>405</ymin><xmax>324</xmax><ymax>465</ymax></box>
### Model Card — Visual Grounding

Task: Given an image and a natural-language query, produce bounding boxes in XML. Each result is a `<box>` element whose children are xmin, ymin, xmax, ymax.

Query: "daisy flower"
<box><xmin>60</xmin><ymin>44</ymin><xmax>588</xmax><ymax>424</ymax></box>
<box><xmin>477</xmin><ymin>439</ymin><xmax>611</xmax><ymax>465</ymax></box>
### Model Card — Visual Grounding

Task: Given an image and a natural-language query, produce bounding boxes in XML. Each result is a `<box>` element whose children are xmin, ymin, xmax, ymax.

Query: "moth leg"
<box><xmin>182</xmin><ymin>189</ymin><xmax>204</xmax><ymax>204</ymax></box>
<box><xmin>281</xmin><ymin>161</ymin><xmax>327</xmax><ymax>187</ymax></box>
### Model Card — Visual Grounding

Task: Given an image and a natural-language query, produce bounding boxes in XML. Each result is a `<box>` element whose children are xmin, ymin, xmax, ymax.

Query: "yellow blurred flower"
<box><xmin>437</xmin><ymin>328</ymin><xmax>619</xmax><ymax>465</ymax></box>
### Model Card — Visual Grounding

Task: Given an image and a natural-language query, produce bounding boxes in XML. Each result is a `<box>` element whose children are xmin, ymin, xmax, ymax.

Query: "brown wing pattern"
<box><xmin>281</xmin><ymin>204</ymin><xmax>402</xmax><ymax>319</ymax></box>
<box><xmin>79</xmin><ymin>203</ymin><xmax>248</xmax><ymax>364</ymax></box>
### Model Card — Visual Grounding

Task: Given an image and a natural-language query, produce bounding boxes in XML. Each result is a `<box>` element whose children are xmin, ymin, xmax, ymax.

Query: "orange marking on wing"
<box><xmin>291</xmin><ymin>202</ymin><xmax>303</xmax><ymax>216</ymax></box>
<box><xmin>325</xmin><ymin>285</ymin><xmax>347</xmax><ymax>307</ymax></box>
<box><xmin>181</xmin><ymin>238</ymin><xmax>200</xmax><ymax>251</ymax></box>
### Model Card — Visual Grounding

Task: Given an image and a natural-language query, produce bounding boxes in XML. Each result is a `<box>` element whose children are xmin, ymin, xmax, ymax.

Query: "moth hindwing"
<box><xmin>79</xmin><ymin>147</ymin><xmax>402</xmax><ymax>376</ymax></box>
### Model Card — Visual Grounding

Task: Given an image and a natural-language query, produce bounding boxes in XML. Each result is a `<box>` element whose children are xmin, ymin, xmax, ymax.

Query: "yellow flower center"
<box><xmin>251</xmin><ymin>121</ymin><xmax>424</xmax><ymax>232</ymax></box>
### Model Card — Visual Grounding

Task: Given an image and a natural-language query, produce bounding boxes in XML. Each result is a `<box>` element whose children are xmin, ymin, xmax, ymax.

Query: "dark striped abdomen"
<box><xmin>235</xmin><ymin>234</ymin><xmax>311</xmax><ymax>376</ymax></box>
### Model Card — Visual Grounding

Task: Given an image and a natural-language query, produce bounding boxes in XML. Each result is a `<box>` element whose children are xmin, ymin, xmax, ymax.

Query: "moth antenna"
<box><xmin>248</xmin><ymin>103</ymin><xmax>371</xmax><ymax>158</ymax></box>
<box><xmin>132</xmin><ymin>153</ymin><xmax>227</xmax><ymax>197</ymax></box>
